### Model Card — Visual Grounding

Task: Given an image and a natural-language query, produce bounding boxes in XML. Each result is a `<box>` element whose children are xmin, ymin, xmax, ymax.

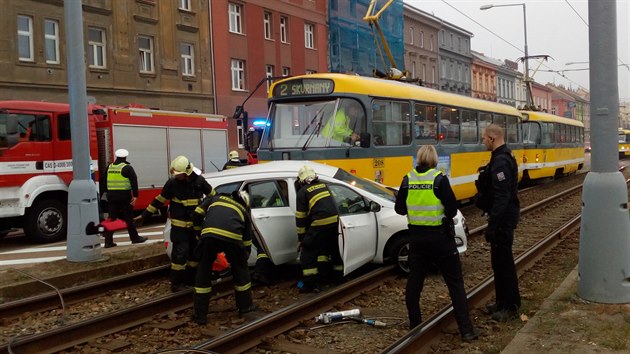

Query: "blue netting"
<box><xmin>329</xmin><ymin>0</ymin><xmax>404</xmax><ymax>76</ymax></box>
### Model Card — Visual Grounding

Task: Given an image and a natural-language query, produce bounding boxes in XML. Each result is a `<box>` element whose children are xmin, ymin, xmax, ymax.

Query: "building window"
<box><xmin>237</xmin><ymin>120</ymin><xmax>244</xmax><ymax>148</ymax></box>
<box><xmin>138</xmin><ymin>35</ymin><xmax>154</xmax><ymax>73</ymax></box>
<box><xmin>422</xmin><ymin>63</ymin><xmax>426</xmax><ymax>82</ymax></box>
<box><xmin>179</xmin><ymin>0</ymin><xmax>191</xmax><ymax>11</ymax></box>
<box><xmin>180</xmin><ymin>43</ymin><xmax>194</xmax><ymax>76</ymax></box>
<box><xmin>17</xmin><ymin>15</ymin><xmax>34</xmax><ymax>62</ymax></box>
<box><xmin>304</xmin><ymin>23</ymin><xmax>314</xmax><ymax>49</ymax></box>
<box><xmin>44</xmin><ymin>19</ymin><xmax>60</xmax><ymax>64</ymax></box>
<box><xmin>88</xmin><ymin>27</ymin><xmax>106</xmax><ymax>69</ymax></box>
<box><xmin>231</xmin><ymin>59</ymin><xmax>245</xmax><ymax>90</ymax></box>
<box><xmin>420</xmin><ymin>31</ymin><xmax>424</xmax><ymax>48</ymax></box>
<box><xmin>264</xmin><ymin>12</ymin><xmax>272</xmax><ymax>40</ymax></box>
<box><xmin>282</xmin><ymin>66</ymin><xmax>290</xmax><ymax>77</ymax></box>
<box><xmin>265</xmin><ymin>64</ymin><xmax>274</xmax><ymax>92</ymax></box>
<box><xmin>280</xmin><ymin>16</ymin><xmax>288</xmax><ymax>43</ymax></box>
<box><xmin>409</xmin><ymin>26</ymin><xmax>413</xmax><ymax>45</ymax></box>
<box><xmin>228</xmin><ymin>2</ymin><xmax>243</xmax><ymax>34</ymax></box>
<box><xmin>430</xmin><ymin>34</ymin><xmax>434</xmax><ymax>51</ymax></box>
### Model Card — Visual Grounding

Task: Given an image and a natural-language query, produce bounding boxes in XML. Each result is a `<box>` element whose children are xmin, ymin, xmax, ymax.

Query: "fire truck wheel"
<box><xmin>24</xmin><ymin>199</ymin><xmax>67</xmax><ymax>243</ymax></box>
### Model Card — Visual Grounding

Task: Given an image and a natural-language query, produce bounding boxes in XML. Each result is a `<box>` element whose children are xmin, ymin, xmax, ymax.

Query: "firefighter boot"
<box><xmin>170</xmin><ymin>269</ymin><xmax>188</xmax><ymax>292</ymax></box>
<box><xmin>104</xmin><ymin>231</ymin><xmax>117</xmax><ymax>248</ymax></box>
<box><xmin>235</xmin><ymin>289</ymin><xmax>257</xmax><ymax>315</ymax></box>
<box><xmin>191</xmin><ymin>293</ymin><xmax>211</xmax><ymax>325</ymax></box>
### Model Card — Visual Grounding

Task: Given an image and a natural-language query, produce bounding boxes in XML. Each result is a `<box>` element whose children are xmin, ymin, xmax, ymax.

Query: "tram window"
<box><xmin>554</xmin><ymin>123</ymin><xmax>561</xmax><ymax>143</ymax></box>
<box><xmin>506</xmin><ymin>115</ymin><xmax>519</xmax><ymax>143</ymax></box>
<box><xmin>413</xmin><ymin>103</ymin><xmax>437</xmax><ymax>142</ymax></box>
<box><xmin>543</xmin><ymin>122</ymin><xmax>554</xmax><ymax>144</ymax></box>
<box><xmin>523</xmin><ymin>122</ymin><xmax>541</xmax><ymax>144</ymax></box>
<box><xmin>493</xmin><ymin>114</ymin><xmax>506</xmax><ymax>129</ymax></box>
<box><xmin>440</xmin><ymin>107</ymin><xmax>459</xmax><ymax>144</ymax></box>
<box><xmin>479</xmin><ymin>112</ymin><xmax>492</xmax><ymax>142</ymax></box>
<box><xmin>461</xmin><ymin>110</ymin><xmax>477</xmax><ymax>143</ymax></box>
<box><xmin>372</xmin><ymin>100</ymin><xmax>411</xmax><ymax>146</ymax></box>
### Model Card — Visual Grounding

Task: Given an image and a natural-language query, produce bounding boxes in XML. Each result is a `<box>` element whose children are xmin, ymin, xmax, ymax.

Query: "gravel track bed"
<box><xmin>5</xmin><ymin>169</ymin><xmax>629</xmax><ymax>354</ymax></box>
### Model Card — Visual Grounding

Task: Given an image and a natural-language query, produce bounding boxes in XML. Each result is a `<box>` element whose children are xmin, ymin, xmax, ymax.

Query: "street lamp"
<box><xmin>481</xmin><ymin>3</ymin><xmax>530</xmax><ymax>108</ymax></box>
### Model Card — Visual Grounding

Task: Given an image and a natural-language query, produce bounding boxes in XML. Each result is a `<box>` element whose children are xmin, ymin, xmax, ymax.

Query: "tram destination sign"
<box><xmin>272</xmin><ymin>79</ymin><xmax>334</xmax><ymax>98</ymax></box>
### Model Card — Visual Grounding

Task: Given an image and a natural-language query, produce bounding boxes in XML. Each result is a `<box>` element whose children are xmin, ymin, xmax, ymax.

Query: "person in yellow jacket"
<box><xmin>103</xmin><ymin>148</ymin><xmax>147</xmax><ymax>247</ymax></box>
<box><xmin>322</xmin><ymin>101</ymin><xmax>361</xmax><ymax>144</ymax></box>
<box><xmin>394</xmin><ymin>145</ymin><xmax>479</xmax><ymax>342</ymax></box>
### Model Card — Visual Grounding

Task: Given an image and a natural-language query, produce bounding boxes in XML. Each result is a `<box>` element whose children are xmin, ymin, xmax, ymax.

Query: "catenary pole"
<box><xmin>65</xmin><ymin>0</ymin><xmax>102</xmax><ymax>262</ymax></box>
<box><xmin>578</xmin><ymin>0</ymin><xmax>630</xmax><ymax>302</ymax></box>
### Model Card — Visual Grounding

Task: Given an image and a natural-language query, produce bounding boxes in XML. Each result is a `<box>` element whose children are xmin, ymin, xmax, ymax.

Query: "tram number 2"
<box><xmin>373</xmin><ymin>158</ymin><xmax>384</xmax><ymax>168</ymax></box>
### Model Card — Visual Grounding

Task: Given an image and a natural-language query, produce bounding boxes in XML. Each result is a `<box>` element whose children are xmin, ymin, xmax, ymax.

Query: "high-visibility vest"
<box><xmin>406</xmin><ymin>168</ymin><xmax>445</xmax><ymax>226</ymax></box>
<box><xmin>107</xmin><ymin>162</ymin><xmax>131</xmax><ymax>191</ymax></box>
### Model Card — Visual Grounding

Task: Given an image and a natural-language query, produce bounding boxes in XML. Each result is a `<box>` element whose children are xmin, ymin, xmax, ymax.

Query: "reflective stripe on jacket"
<box><xmin>406</xmin><ymin>168</ymin><xmax>444</xmax><ymax>226</ymax></box>
<box><xmin>107</xmin><ymin>163</ymin><xmax>131</xmax><ymax>190</ymax></box>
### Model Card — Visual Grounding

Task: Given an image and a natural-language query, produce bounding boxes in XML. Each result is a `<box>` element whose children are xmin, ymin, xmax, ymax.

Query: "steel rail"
<box><xmin>0</xmin><ymin>264</ymin><xmax>169</xmax><ymax>319</ymax></box>
<box><xmin>194</xmin><ymin>265</ymin><xmax>398</xmax><ymax>354</ymax></box>
<box><xmin>0</xmin><ymin>279</ymin><xmax>233</xmax><ymax>354</ymax></box>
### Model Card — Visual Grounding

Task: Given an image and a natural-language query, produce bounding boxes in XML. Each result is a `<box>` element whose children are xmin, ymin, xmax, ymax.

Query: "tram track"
<box><xmin>2</xmin><ymin>166</ymin><xmax>628</xmax><ymax>353</ymax></box>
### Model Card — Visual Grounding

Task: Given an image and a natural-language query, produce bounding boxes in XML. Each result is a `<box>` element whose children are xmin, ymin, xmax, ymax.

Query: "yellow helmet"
<box><xmin>229</xmin><ymin>150</ymin><xmax>239</xmax><ymax>160</ymax></box>
<box><xmin>170</xmin><ymin>155</ymin><xmax>194</xmax><ymax>176</ymax></box>
<box><xmin>298</xmin><ymin>165</ymin><xmax>317</xmax><ymax>183</ymax></box>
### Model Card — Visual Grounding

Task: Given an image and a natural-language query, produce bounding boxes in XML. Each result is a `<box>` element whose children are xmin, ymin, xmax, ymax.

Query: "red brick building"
<box><xmin>210</xmin><ymin>0</ymin><xmax>328</xmax><ymax>154</ymax></box>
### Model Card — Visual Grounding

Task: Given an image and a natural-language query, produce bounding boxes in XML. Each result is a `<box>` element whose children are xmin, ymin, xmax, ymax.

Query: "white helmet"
<box><xmin>298</xmin><ymin>165</ymin><xmax>317</xmax><ymax>183</ymax></box>
<box><xmin>170</xmin><ymin>155</ymin><xmax>194</xmax><ymax>176</ymax></box>
<box><xmin>229</xmin><ymin>150</ymin><xmax>239</xmax><ymax>160</ymax></box>
<box><xmin>115</xmin><ymin>148</ymin><xmax>129</xmax><ymax>158</ymax></box>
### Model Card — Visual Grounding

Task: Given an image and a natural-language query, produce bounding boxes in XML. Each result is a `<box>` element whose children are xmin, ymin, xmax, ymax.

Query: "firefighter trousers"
<box><xmin>193</xmin><ymin>236</ymin><xmax>253</xmax><ymax>322</ymax></box>
<box><xmin>170</xmin><ymin>226</ymin><xmax>198</xmax><ymax>287</ymax></box>
<box><xmin>300</xmin><ymin>225</ymin><xmax>342</xmax><ymax>288</ymax></box>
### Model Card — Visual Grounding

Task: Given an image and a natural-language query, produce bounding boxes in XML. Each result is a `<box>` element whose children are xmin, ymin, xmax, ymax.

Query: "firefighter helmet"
<box><xmin>115</xmin><ymin>149</ymin><xmax>129</xmax><ymax>158</ymax></box>
<box><xmin>298</xmin><ymin>165</ymin><xmax>317</xmax><ymax>183</ymax></box>
<box><xmin>229</xmin><ymin>150</ymin><xmax>239</xmax><ymax>160</ymax></box>
<box><xmin>170</xmin><ymin>155</ymin><xmax>194</xmax><ymax>176</ymax></box>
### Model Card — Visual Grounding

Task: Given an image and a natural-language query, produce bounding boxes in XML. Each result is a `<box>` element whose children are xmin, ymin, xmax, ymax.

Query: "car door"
<box><xmin>245</xmin><ymin>179</ymin><xmax>297</xmax><ymax>265</ymax></box>
<box><xmin>328</xmin><ymin>184</ymin><xmax>378</xmax><ymax>275</ymax></box>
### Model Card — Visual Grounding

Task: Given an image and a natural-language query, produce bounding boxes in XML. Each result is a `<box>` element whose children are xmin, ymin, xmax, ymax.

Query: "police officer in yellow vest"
<box><xmin>394</xmin><ymin>145</ymin><xmax>479</xmax><ymax>342</ymax></box>
<box><xmin>103</xmin><ymin>149</ymin><xmax>147</xmax><ymax>247</ymax></box>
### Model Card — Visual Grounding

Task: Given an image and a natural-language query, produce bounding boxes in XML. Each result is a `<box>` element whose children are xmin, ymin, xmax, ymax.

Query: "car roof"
<box><xmin>203</xmin><ymin>160</ymin><xmax>340</xmax><ymax>181</ymax></box>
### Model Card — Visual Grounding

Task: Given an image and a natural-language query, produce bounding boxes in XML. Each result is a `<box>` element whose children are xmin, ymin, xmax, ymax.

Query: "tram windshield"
<box><xmin>266</xmin><ymin>98</ymin><xmax>366</xmax><ymax>149</ymax></box>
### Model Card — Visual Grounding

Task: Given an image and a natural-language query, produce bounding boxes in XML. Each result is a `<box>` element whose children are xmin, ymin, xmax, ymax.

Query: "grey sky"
<box><xmin>404</xmin><ymin>0</ymin><xmax>629</xmax><ymax>101</ymax></box>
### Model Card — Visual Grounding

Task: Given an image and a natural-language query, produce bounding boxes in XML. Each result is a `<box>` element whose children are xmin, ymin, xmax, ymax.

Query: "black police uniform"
<box><xmin>222</xmin><ymin>159</ymin><xmax>247</xmax><ymax>170</ymax></box>
<box><xmin>395</xmin><ymin>166</ymin><xmax>475</xmax><ymax>335</ymax></box>
<box><xmin>103</xmin><ymin>157</ymin><xmax>144</xmax><ymax>246</ymax></box>
<box><xmin>476</xmin><ymin>144</ymin><xmax>521</xmax><ymax>313</ymax></box>
<box><xmin>295</xmin><ymin>179</ymin><xmax>341</xmax><ymax>292</ymax></box>
<box><xmin>191</xmin><ymin>194</ymin><xmax>254</xmax><ymax>324</ymax></box>
<box><xmin>141</xmin><ymin>172</ymin><xmax>214</xmax><ymax>291</ymax></box>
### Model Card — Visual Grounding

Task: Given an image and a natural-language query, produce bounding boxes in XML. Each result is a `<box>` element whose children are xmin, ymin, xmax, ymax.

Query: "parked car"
<box><xmin>164</xmin><ymin>161</ymin><xmax>469</xmax><ymax>274</ymax></box>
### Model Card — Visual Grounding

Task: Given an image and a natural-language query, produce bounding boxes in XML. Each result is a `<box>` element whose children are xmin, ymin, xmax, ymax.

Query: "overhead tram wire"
<box><xmin>439</xmin><ymin>0</ymin><xmax>589</xmax><ymax>90</ymax></box>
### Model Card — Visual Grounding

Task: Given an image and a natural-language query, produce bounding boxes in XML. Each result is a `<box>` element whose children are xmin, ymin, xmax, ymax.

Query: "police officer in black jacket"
<box><xmin>477</xmin><ymin>124</ymin><xmax>521</xmax><ymax>322</ymax></box>
<box><xmin>395</xmin><ymin>145</ymin><xmax>479</xmax><ymax>342</ymax></box>
<box><xmin>190</xmin><ymin>191</ymin><xmax>256</xmax><ymax>324</ymax></box>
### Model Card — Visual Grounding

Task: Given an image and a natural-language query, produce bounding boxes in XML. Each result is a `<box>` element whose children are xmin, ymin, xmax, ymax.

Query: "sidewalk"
<box><xmin>502</xmin><ymin>267</ymin><xmax>630</xmax><ymax>353</ymax></box>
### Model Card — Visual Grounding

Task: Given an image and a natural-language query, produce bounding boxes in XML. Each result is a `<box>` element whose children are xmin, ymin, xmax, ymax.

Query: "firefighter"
<box><xmin>191</xmin><ymin>190</ymin><xmax>257</xmax><ymax>325</ymax></box>
<box><xmin>136</xmin><ymin>155</ymin><xmax>215</xmax><ymax>292</ymax></box>
<box><xmin>103</xmin><ymin>148</ymin><xmax>147</xmax><ymax>248</ymax></box>
<box><xmin>295</xmin><ymin>165</ymin><xmax>342</xmax><ymax>293</ymax></box>
<box><xmin>222</xmin><ymin>150</ymin><xmax>247</xmax><ymax>170</ymax></box>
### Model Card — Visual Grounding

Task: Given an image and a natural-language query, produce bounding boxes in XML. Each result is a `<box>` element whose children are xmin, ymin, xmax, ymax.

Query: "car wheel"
<box><xmin>24</xmin><ymin>199</ymin><xmax>67</xmax><ymax>243</ymax></box>
<box><xmin>389</xmin><ymin>236</ymin><xmax>412</xmax><ymax>274</ymax></box>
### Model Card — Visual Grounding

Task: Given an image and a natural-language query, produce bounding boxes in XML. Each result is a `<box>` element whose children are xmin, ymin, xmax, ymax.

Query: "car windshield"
<box><xmin>332</xmin><ymin>168</ymin><xmax>396</xmax><ymax>202</ymax></box>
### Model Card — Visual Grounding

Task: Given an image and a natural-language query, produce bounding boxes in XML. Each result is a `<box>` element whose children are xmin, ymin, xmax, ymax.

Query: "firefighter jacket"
<box><xmin>104</xmin><ymin>157</ymin><xmax>138</xmax><ymax>202</ymax></box>
<box><xmin>222</xmin><ymin>159</ymin><xmax>247</xmax><ymax>170</ymax></box>
<box><xmin>404</xmin><ymin>168</ymin><xmax>445</xmax><ymax>227</ymax></box>
<box><xmin>295</xmin><ymin>180</ymin><xmax>339</xmax><ymax>242</ymax></box>
<box><xmin>395</xmin><ymin>166</ymin><xmax>457</xmax><ymax>234</ymax></box>
<box><xmin>193</xmin><ymin>194</ymin><xmax>253</xmax><ymax>250</ymax></box>
<box><xmin>142</xmin><ymin>172</ymin><xmax>214</xmax><ymax>230</ymax></box>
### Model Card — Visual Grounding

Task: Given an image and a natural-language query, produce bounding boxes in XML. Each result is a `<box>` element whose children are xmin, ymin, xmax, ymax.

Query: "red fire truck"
<box><xmin>0</xmin><ymin>101</ymin><xmax>228</xmax><ymax>243</ymax></box>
